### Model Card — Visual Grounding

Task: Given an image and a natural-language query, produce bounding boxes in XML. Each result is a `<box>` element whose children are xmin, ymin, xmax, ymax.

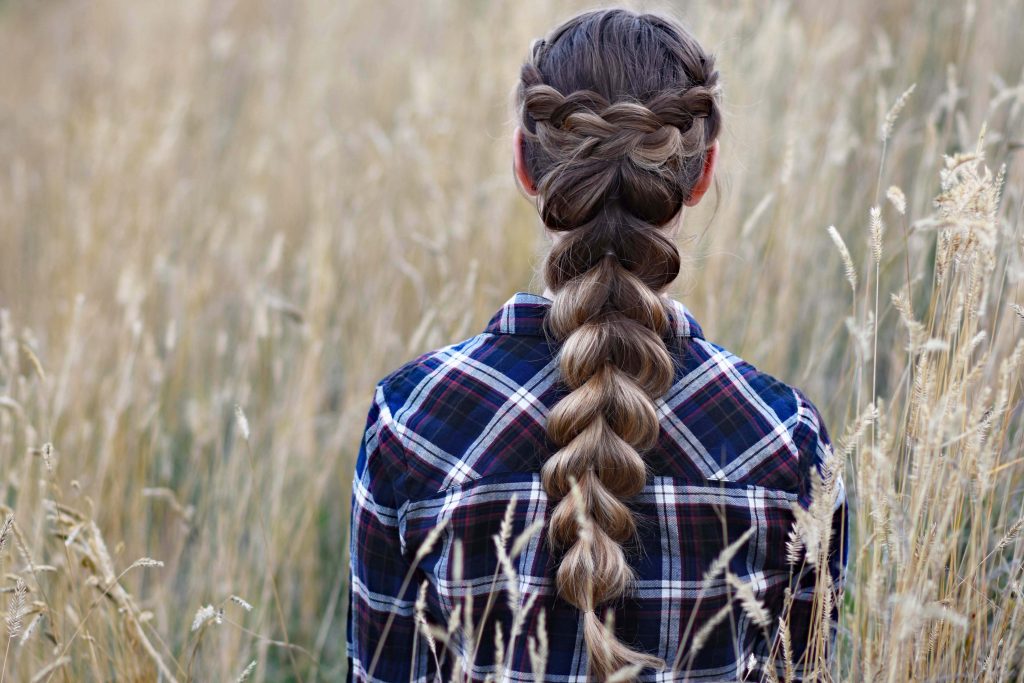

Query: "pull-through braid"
<box><xmin>515</xmin><ymin>10</ymin><xmax>721</xmax><ymax>680</ymax></box>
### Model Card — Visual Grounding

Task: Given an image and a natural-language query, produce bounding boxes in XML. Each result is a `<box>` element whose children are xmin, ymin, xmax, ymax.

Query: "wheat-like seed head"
<box><xmin>689</xmin><ymin>602</ymin><xmax>732</xmax><ymax>657</ymax></box>
<box><xmin>234</xmin><ymin>404</ymin><xmax>250</xmax><ymax>441</ymax></box>
<box><xmin>827</xmin><ymin>225</ymin><xmax>857</xmax><ymax>294</ymax></box>
<box><xmin>698</xmin><ymin>527</ymin><xmax>754</xmax><ymax>594</ymax></box>
<box><xmin>228</xmin><ymin>595</ymin><xmax>253</xmax><ymax>612</ymax></box>
<box><xmin>6</xmin><ymin>577</ymin><xmax>27</xmax><ymax>638</ymax></box>
<box><xmin>19</xmin><ymin>611</ymin><xmax>42</xmax><ymax>646</ymax></box>
<box><xmin>779</xmin><ymin>616</ymin><xmax>794</xmax><ymax>683</ymax></box>
<box><xmin>725</xmin><ymin>572</ymin><xmax>771</xmax><ymax>628</ymax></box>
<box><xmin>881</xmin><ymin>83</ymin><xmax>916</xmax><ymax>142</ymax></box>
<box><xmin>191</xmin><ymin>604</ymin><xmax>221</xmax><ymax>632</ymax></box>
<box><xmin>0</xmin><ymin>514</ymin><xmax>13</xmax><ymax>556</ymax></box>
<box><xmin>235</xmin><ymin>660</ymin><xmax>257</xmax><ymax>682</ymax></box>
<box><xmin>127</xmin><ymin>557</ymin><xmax>164</xmax><ymax>571</ymax></box>
<box><xmin>40</xmin><ymin>443</ymin><xmax>53</xmax><ymax>473</ymax></box>
<box><xmin>414</xmin><ymin>579</ymin><xmax>437</xmax><ymax>656</ymax></box>
<box><xmin>887</xmin><ymin>185</ymin><xmax>907</xmax><ymax>215</ymax></box>
<box><xmin>869</xmin><ymin>206</ymin><xmax>884</xmax><ymax>265</ymax></box>
<box><xmin>527</xmin><ymin>609</ymin><xmax>549</xmax><ymax>683</ymax></box>
<box><xmin>607</xmin><ymin>663</ymin><xmax>644</xmax><ymax>682</ymax></box>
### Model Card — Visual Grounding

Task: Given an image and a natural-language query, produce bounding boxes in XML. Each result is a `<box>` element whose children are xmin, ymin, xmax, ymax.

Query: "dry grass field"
<box><xmin>1</xmin><ymin>0</ymin><xmax>1024</xmax><ymax>680</ymax></box>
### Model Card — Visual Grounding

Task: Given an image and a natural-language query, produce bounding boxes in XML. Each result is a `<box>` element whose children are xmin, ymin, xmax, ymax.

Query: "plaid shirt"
<box><xmin>346</xmin><ymin>291</ymin><xmax>848</xmax><ymax>682</ymax></box>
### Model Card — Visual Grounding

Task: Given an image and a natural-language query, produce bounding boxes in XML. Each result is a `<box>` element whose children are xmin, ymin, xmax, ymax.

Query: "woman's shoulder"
<box><xmin>375</xmin><ymin>329</ymin><xmax>547</xmax><ymax>409</ymax></box>
<box><xmin>373</xmin><ymin>292</ymin><xmax>560</xmax><ymax>411</ymax></box>
<box><xmin>685</xmin><ymin>334</ymin><xmax>827</xmax><ymax>427</ymax></box>
<box><xmin>374</xmin><ymin>335</ymin><xmax>483</xmax><ymax>400</ymax></box>
<box><xmin>673</xmin><ymin>333</ymin><xmax>834</xmax><ymax>491</ymax></box>
<box><xmin>364</xmin><ymin>326</ymin><xmax>556</xmax><ymax>500</ymax></box>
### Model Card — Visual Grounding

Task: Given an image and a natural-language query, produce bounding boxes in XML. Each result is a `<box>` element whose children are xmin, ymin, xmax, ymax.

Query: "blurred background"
<box><xmin>1</xmin><ymin>0</ymin><xmax>1023</xmax><ymax>680</ymax></box>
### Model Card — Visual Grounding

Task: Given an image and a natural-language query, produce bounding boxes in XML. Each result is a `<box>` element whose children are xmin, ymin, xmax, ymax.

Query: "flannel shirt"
<box><xmin>346</xmin><ymin>291</ymin><xmax>848</xmax><ymax>682</ymax></box>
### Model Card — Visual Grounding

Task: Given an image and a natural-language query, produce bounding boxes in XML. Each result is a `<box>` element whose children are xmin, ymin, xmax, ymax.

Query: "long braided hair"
<box><xmin>515</xmin><ymin>9</ymin><xmax>722</xmax><ymax>678</ymax></box>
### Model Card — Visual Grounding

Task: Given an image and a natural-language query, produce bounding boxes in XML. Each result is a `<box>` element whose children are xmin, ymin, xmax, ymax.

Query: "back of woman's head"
<box><xmin>514</xmin><ymin>8</ymin><xmax>722</xmax><ymax>679</ymax></box>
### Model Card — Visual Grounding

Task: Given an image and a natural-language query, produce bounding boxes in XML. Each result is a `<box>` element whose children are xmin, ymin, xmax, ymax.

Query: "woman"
<box><xmin>347</xmin><ymin>8</ymin><xmax>848</xmax><ymax>682</ymax></box>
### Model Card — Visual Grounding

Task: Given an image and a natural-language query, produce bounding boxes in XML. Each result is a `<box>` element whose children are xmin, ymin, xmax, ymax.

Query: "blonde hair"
<box><xmin>515</xmin><ymin>8</ymin><xmax>722</xmax><ymax>678</ymax></box>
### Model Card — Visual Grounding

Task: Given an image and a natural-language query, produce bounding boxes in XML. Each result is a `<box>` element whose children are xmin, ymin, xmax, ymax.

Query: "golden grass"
<box><xmin>1</xmin><ymin>0</ymin><xmax>1023</xmax><ymax>680</ymax></box>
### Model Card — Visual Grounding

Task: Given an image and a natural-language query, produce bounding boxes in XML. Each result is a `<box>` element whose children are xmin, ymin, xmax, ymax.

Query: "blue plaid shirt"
<box><xmin>346</xmin><ymin>291</ymin><xmax>848</xmax><ymax>682</ymax></box>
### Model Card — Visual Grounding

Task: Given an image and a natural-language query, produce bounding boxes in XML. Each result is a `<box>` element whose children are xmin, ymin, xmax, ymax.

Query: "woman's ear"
<box><xmin>513</xmin><ymin>126</ymin><xmax>538</xmax><ymax>197</ymax></box>
<box><xmin>683</xmin><ymin>139</ymin><xmax>718</xmax><ymax>207</ymax></box>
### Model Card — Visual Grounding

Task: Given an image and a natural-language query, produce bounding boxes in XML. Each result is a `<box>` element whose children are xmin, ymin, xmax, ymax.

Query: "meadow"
<box><xmin>1</xmin><ymin>0</ymin><xmax>1023</xmax><ymax>680</ymax></box>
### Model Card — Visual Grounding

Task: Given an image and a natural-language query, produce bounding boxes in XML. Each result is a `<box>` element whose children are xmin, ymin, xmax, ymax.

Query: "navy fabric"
<box><xmin>346</xmin><ymin>292</ymin><xmax>848</xmax><ymax>682</ymax></box>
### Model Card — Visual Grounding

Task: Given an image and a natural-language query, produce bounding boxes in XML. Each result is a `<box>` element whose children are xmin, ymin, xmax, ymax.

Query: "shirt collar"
<box><xmin>484</xmin><ymin>291</ymin><xmax>704</xmax><ymax>340</ymax></box>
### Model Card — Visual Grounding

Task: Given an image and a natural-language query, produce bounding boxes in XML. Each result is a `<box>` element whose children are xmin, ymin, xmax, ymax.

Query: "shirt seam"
<box><xmin>373</xmin><ymin>380</ymin><xmax>414</xmax><ymax>557</ymax></box>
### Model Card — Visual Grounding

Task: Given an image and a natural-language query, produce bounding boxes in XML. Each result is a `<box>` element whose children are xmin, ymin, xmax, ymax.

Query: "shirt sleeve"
<box><xmin>346</xmin><ymin>383</ymin><xmax>419</xmax><ymax>683</ymax></box>
<box><xmin>753</xmin><ymin>389</ymin><xmax>850</xmax><ymax>681</ymax></box>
